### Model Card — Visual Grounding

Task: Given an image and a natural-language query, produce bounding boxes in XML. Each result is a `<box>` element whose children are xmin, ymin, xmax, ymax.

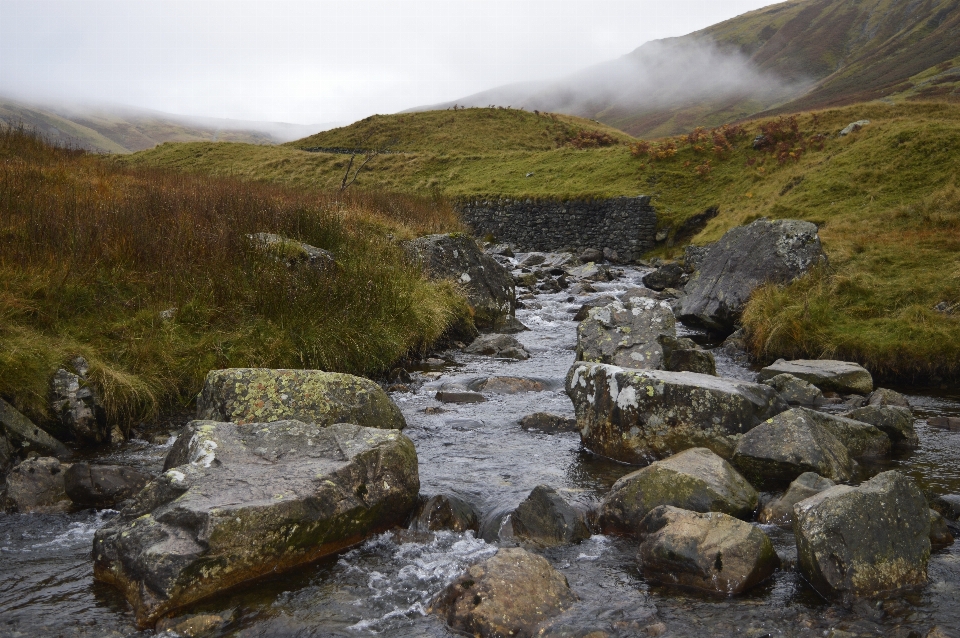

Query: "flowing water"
<box><xmin>2</xmin><ymin>263</ymin><xmax>960</xmax><ymax>637</ymax></box>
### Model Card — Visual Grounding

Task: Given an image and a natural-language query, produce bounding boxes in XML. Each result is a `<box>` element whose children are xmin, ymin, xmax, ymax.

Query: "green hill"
<box><xmin>122</xmin><ymin>101</ymin><xmax>960</xmax><ymax>382</ymax></box>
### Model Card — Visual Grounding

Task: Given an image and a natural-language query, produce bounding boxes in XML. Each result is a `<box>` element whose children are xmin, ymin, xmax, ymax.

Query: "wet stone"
<box><xmin>413</xmin><ymin>494</ymin><xmax>481</xmax><ymax>533</ymax></box>
<box><xmin>757</xmin><ymin>472</ymin><xmax>836</xmax><ymax>526</ymax></box>
<box><xmin>761</xmin><ymin>373</ymin><xmax>824</xmax><ymax>406</ymax></box>
<box><xmin>4</xmin><ymin>456</ymin><xmax>72</xmax><ymax>513</ymax></box>
<box><xmin>511</xmin><ymin>485</ymin><xmax>590</xmax><ymax>546</ymax></box>
<box><xmin>465</xmin><ymin>334</ymin><xmax>531</xmax><ymax>360</ymax></box>
<box><xmin>929</xmin><ymin>509</ymin><xmax>954</xmax><ymax>548</ymax></box>
<box><xmin>637</xmin><ymin>505</ymin><xmax>779</xmax><ymax>596</ymax></box>
<box><xmin>429</xmin><ymin>547</ymin><xmax>576</xmax><ymax>638</ymax></box>
<box><xmin>467</xmin><ymin>376</ymin><xmax>546</xmax><ymax>394</ymax></box>
<box><xmin>63</xmin><ymin>462</ymin><xmax>152</xmax><ymax>509</ymax></box>
<box><xmin>843</xmin><ymin>405</ymin><xmax>918</xmax><ymax>448</ymax></box>
<box><xmin>757</xmin><ymin>359</ymin><xmax>873</xmax><ymax>395</ymax></box>
<box><xmin>518</xmin><ymin>412</ymin><xmax>578</xmax><ymax>434</ymax></box>
<box><xmin>436</xmin><ymin>384</ymin><xmax>488</xmax><ymax>404</ymax></box>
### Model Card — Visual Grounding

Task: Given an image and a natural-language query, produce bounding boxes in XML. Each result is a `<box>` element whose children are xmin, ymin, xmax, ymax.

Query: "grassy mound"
<box><xmin>122</xmin><ymin>102</ymin><xmax>960</xmax><ymax>382</ymax></box>
<box><xmin>0</xmin><ymin>126</ymin><xmax>467</xmax><ymax>432</ymax></box>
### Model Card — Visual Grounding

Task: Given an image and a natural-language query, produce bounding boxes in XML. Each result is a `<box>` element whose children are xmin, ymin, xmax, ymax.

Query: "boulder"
<box><xmin>575</xmin><ymin>299</ymin><xmax>676</xmax><ymax>369</ymax></box>
<box><xmin>658</xmin><ymin>335</ymin><xmax>716</xmax><ymax>375</ymax></box>
<box><xmin>867</xmin><ymin>388</ymin><xmax>911</xmax><ymax>408</ymax></box>
<box><xmin>598</xmin><ymin>447</ymin><xmax>758</xmax><ymax>536</ymax></box>
<box><xmin>0</xmin><ymin>398</ymin><xmax>70</xmax><ymax>459</ymax></box>
<box><xmin>567</xmin><ymin>263</ymin><xmax>613</xmax><ymax>283</ymax></box>
<box><xmin>732</xmin><ymin>408</ymin><xmax>854</xmax><ymax>486</ymax></box>
<box><xmin>760</xmin><ymin>373</ymin><xmax>823</xmax><ymax>406</ymax></box>
<box><xmin>678</xmin><ymin>219</ymin><xmax>826</xmax><ymax>332</ymax></box>
<box><xmin>757</xmin><ymin>359</ymin><xmax>873</xmax><ymax>395</ymax></box>
<box><xmin>497</xmin><ymin>316</ymin><xmax>530</xmax><ymax>334</ymax></box>
<box><xmin>518</xmin><ymin>413</ymin><xmax>577</xmax><ymax>434</ymax></box>
<box><xmin>465</xmin><ymin>334</ymin><xmax>530</xmax><ymax>360</ymax></box>
<box><xmin>683</xmin><ymin>244</ymin><xmax>710</xmax><ymax>271</ymax></box>
<box><xmin>247</xmin><ymin>232</ymin><xmax>334</xmax><ymax>272</ymax></box>
<box><xmin>50</xmin><ymin>357</ymin><xmax>109</xmax><ymax>445</ymax></box>
<box><xmin>566</xmin><ymin>363</ymin><xmax>788</xmax><ymax>464</ymax></box>
<box><xmin>642</xmin><ymin>263</ymin><xmax>687</xmax><ymax>291</ymax></box>
<box><xmin>839</xmin><ymin>120</ymin><xmax>870</xmax><ymax>136</ymax></box>
<box><xmin>511</xmin><ymin>485</ymin><xmax>590</xmax><ymax>546</ymax></box>
<box><xmin>843</xmin><ymin>405</ymin><xmax>918</xmax><ymax>448</ymax></box>
<box><xmin>93</xmin><ymin>421</ymin><xmax>419</xmax><ymax>627</ymax></box>
<box><xmin>930</xmin><ymin>494</ymin><xmax>960</xmax><ymax>522</ymax></box>
<box><xmin>757</xmin><ymin>472</ymin><xmax>836</xmax><ymax>526</ymax></box>
<box><xmin>195</xmin><ymin>368</ymin><xmax>406</xmax><ymax>430</ymax></box>
<box><xmin>413</xmin><ymin>494</ymin><xmax>480</xmax><ymax>533</ymax></box>
<box><xmin>63</xmin><ymin>462</ymin><xmax>152</xmax><ymax>508</ymax></box>
<box><xmin>802</xmin><ymin>409</ymin><xmax>891</xmax><ymax>458</ymax></box>
<box><xmin>929</xmin><ymin>509</ymin><xmax>954</xmax><ymax>548</ymax></box>
<box><xmin>637</xmin><ymin>506</ymin><xmax>779</xmax><ymax>595</ymax></box>
<box><xmin>793</xmin><ymin>471</ymin><xmax>930</xmax><ymax>598</ymax></box>
<box><xmin>404</xmin><ymin>234</ymin><xmax>516</xmax><ymax>329</ymax></box>
<box><xmin>571</xmin><ymin>295</ymin><xmax>618</xmax><ymax>321</ymax></box>
<box><xmin>579</xmin><ymin>248</ymin><xmax>602</xmax><ymax>263</ymax></box>
<box><xmin>429</xmin><ymin>547</ymin><xmax>576</xmax><ymax>638</ymax></box>
<box><xmin>4</xmin><ymin>457</ymin><xmax>71</xmax><ymax>512</ymax></box>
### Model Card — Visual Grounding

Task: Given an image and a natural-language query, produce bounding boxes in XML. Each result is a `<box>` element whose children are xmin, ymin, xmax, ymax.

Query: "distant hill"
<box><xmin>419</xmin><ymin>0</ymin><xmax>960</xmax><ymax>137</ymax></box>
<box><xmin>0</xmin><ymin>97</ymin><xmax>337</xmax><ymax>153</ymax></box>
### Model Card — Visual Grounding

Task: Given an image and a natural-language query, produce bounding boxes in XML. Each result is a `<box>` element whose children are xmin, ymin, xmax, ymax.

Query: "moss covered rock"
<box><xmin>793</xmin><ymin>471</ymin><xmax>930</xmax><ymax>599</ymax></box>
<box><xmin>196</xmin><ymin>368</ymin><xmax>406</xmax><ymax>430</ymax></box>
<box><xmin>429</xmin><ymin>547</ymin><xmax>576</xmax><ymax>638</ymax></box>
<box><xmin>733</xmin><ymin>408</ymin><xmax>854</xmax><ymax>487</ymax></box>
<box><xmin>565</xmin><ymin>363</ymin><xmax>787</xmax><ymax>464</ymax></box>
<box><xmin>93</xmin><ymin>420</ymin><xmax>419</xmax><ymax>627</ymax></box>
<box><xmin>637</xmin><ymin>505</ymin><xmax>779</xmax><ymax>595</ymax></box>
<box><xmin>599</xmin><ymin>447</ymin><xmax>758</xmax><ymax>536</ymax></box>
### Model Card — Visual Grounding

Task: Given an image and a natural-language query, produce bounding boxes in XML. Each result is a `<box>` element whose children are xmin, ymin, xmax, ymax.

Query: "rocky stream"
<box><xmin>2</xmin><ymin>222</ymin><xmax>960</xmax><ymax>638</ymax></box>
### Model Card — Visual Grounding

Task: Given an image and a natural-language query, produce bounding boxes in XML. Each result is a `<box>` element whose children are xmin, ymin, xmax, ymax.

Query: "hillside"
<box><xmin>0</xmin><ymin>97</ymin><xmax>333</xmax><ymax>153</ymax></box>
<box><xmin>419</xmin><ymin>0</ymin><xmax>960</xmax><ymax>137</ymax></box>
<box><xmin>122</xmin><ymin>101</ymin><xmax>960</xmax><ymax>381</ymax></box>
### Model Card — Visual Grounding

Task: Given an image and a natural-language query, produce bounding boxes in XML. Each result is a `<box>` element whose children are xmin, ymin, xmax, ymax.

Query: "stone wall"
<box><xmin>456</xmin><ymin>196</ymin><xmax>657</xmax><ymax>262</ymax></box>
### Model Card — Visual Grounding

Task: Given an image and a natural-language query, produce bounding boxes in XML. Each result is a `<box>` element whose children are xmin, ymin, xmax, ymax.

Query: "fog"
<box><xmin>1</xmin><ymin>0</ymin><xmax>782</xmax><ymax>126</ymax></box>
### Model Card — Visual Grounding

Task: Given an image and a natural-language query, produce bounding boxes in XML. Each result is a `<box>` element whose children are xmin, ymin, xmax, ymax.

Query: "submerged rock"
<box><xmin>518</xmin><ymin>413</ymin><xmax>577</xmax><ymax>434</ymax></box>
<box><xmin>435</xmin><ymin>384</ymin><xmax>488</xmax><ymax>404</ymax></box>
<box><xmin>843</xmin><ymin>405</ymin><xmax>918</xmax><ymax>448</ymax></box>
<box><xmin>93</xmin><ymin>421</ymin><xmax>419</xmax><ymax>627</ymax></box>
<box><xmin>196</xmin><ymin>368</ymin><xmax>406</xmax><ymax>430</ymax></box>
<box><xmin>0</xmin><ymin>398</ymin><xmax>70</xmax><ymax>460</ymax></box>
<box><xmin>566</xmin><ymin>363</ymin><xmax>787</xmax><ymax>464</ymax></box>
<box><xmin>429</xmin><ymin>547</ymin><xmax>576</xmax><ymax>638</ymax></box>
<box><xmin>678</xmin><ymin>219</ymin><xmax>826</xmax><ymax>332</ymax></box>
<box><xmin>63</xmin><ymin>462</ymin><xmax>152</xmax><ymax>509</ymax></box>
<box><xmin>598</xmin><ymin>447</ymin><xmax>758</xmax><ymax>536</ymax></box>
<box><xmin>467</xmin><ymin>376</ymin><xmax>545</xmax><ymax>394</ymax></box>
<box><xmin>760</xmin><ymin>373</ymin><xmax>824</xmax><ymax>406</ymax></box>
<box><xmin>413</xmin><ymin>494</ymin><xmax>480</xmax><ymax>533</ymax></box>
<box><xmin>4</xmin><ymin>457</ymin><xmax>71</xmax><ymax>513</ymax></box>
<box><xmin>757</xmin><ymin>472</ymin><xmax>836</xmax><ymax>526</ymax></box>
<box><xmin>757</xmin><ymin>359</ymin><xmax>873</xmax><ymax>395</ymax></box>
<box><xmin>732</xmin><ymin>408</ymin><xmax>854</xmax><ymax>486</ymax></box>
<box><xmin>575</xmin><ymin>298</ymin><xmax>676</xmax><ymax>369</ymax></box>
<box><xmin>404</xmin><ymin>233</ymin><xmax>516</xmax><ymax>330</ymax></box>
<box><xmin>793</xmin><ymin>471</ymin><xmax>930</xmax><ymax>599</ymax></box>
<box><xmin>465</xmin><ymin>334</ymin><xmax>530</xmax><ymax>360</ymax></box>
<box><xmin>511</xmin><ymin>485</ymin><xmax>590</xmax><ymax>546</ymax></box>
<box><xmin>637</xmin><ymin>506</ymin><xmax>779</xmax><ymax>596</ymax></box>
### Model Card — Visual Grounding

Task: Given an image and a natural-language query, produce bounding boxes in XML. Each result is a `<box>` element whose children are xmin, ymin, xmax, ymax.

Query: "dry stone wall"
<box><xmin>457</xmin><ymin>196</ymin><xmax>657</xmax><ymax>262</ymax></box>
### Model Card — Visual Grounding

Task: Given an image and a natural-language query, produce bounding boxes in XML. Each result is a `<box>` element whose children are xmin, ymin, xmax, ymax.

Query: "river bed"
<box><xmin>2</xmin><ymin>264</ymin><xmax>959</xmax><ymax>637</ymax></box>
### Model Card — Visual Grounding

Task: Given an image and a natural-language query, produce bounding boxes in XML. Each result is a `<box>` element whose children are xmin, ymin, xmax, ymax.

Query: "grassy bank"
<box><xmin>122</xmin><ymin>103</ymin><xmax>960</xmax><ymax>382</ymax></box>
<box><xmin>0</xmin><ymin>126</ymin><xmax>467</xmax><ymax>432</ymax></box>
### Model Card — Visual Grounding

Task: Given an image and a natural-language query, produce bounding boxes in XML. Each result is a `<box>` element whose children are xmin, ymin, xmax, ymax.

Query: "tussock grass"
<box><xmin>0</xmin><ymin>126</ymin><xmax>467</xmax><ymax>432</ymax></box>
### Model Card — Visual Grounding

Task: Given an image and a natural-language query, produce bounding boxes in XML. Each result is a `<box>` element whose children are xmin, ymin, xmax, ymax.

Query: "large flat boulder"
<box><xmin>637</xmin><ymin>506</ymin><xmax>779</xmax><ymax>595</ymax></box>
<box><xmin>757</xmin><ymin>359</ymin><xmax>873</xmax><ymax>395</ymax></box>
<box><xmin>678</xmin><ymin>219</ymin><xmax>826</xmax><ymax>332</ymax></box>
<box><xmin>404</xmin><ymin>233</ymin><xmax>516</xmax><ymax>330</ymax></box>
<box><xmin>732</xmin><ymin>408</ymin><xmax>855</xmax><ymax>486</ymax></box>
<box><xmin>429</xmin><ymin>547</ymin><xmax>576</xmax><ymax>638</ymax></box>
<box><xmin>794</xmin><ymin>471</ymin><xmax>930</xmax><ymax>599</ymax></box>
<box><xmin>576</xmin><ymin>299</ymin><xmax>675</xmax><ymax>369</ymax></box>
<box><xmin>598</xmin><ymin>447</ymin><xmax>758</xmax><ymax>535</ymax></box>
<box><xmin>93</xmin><ymin>421</ymin><xmax>419</xmax><ymax>627</ymax></box>
<box><xmin>565</xmin><ymin>363</ymin><xmax>788</xmax><ymax>464</ymax></box>
<box><xmin>196</xmin><ymin>368</ymin><xmax>406</xmax><ymax>430</ymax></box>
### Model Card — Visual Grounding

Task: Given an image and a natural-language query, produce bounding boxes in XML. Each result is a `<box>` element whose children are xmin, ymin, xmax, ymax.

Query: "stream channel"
<box><xmin>2</xmin><ymin>261</ymin><xmax>960</xmax><ymax>637</ymax></box>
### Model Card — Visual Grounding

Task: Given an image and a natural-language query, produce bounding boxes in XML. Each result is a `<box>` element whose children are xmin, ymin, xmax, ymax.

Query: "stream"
<box><xmin>2</xmin><ymin>262</ymin><xmax>959</xmax><ymax>637</ymax></box>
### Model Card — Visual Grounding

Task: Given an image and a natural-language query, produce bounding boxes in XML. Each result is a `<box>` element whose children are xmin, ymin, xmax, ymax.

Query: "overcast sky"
<box><xmin>1</xmin><ymin>0</ymin><xmax>781</xmax><ymax>125</ymax></box>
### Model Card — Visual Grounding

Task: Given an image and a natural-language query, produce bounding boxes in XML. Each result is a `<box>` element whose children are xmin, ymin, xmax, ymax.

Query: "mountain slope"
<box><xmin>0</xmin><ymin>97</ymin><xmax>335</xmax><ymax>153</ymax></box>
<box><xmin>422</xmin><ymin>0</ymin><xmax>960</xmax><ymax>137</ymax></box>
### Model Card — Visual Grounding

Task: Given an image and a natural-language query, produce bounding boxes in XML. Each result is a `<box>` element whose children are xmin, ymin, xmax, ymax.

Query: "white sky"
<box><xmin>0</xmin><ymin>0</ymin><xmax>782</xmax><ymax>125</ymax></box>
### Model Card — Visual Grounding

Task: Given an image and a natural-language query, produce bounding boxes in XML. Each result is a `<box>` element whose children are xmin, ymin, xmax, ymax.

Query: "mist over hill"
<box><xmin>417</xmin><ymin>0</ymin><xmax>960</xmax><ymax>137</ymax></box>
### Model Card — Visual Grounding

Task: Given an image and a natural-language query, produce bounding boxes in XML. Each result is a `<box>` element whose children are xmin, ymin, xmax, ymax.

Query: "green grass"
<box><xmin>0</xmin><ymin>126</ymin><xmax>468</xmax><ymax>434</ymax></box>
<box><xmin>121</xmin><ymin>103</ymin><xmax>960</xmax><ymax>382</ymax></box>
